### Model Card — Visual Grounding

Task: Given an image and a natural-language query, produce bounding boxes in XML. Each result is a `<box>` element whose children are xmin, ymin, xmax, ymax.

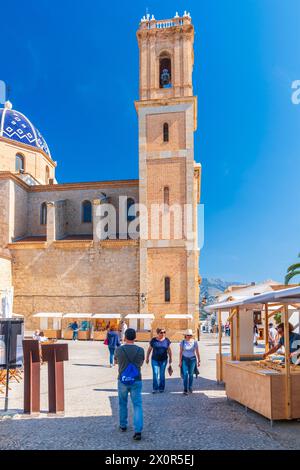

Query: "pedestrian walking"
<box><xmin>253</xmin><ymin>323</ymin><xmax>259</xmax><ymax>346</ymax></box>
<box><xmin>106</xmin><ymin>326</ymin><xmax>121</xmax><ymax>367</ymax></box>
<box><xmin>268</xmin><ymin>322</ymin><xmax>278</xmax><ymax>349</ymax></box>
<box><xmin>119</xmin><ymin>320</ymin><xmax>128</xmax><ymax>343</ymax></box>
<box><xmin>115</xmin><ymin>328</ymin><xmax>145</xmax><ymax>441</ymax></box>
<box><xmin>146</xmin><ymin>328</ymin><xmax>172</xmax><ymax>393</ymax></box>
<box><xmin>71</xmin><ymin>321</ymin><xmax>79</xmax><ymax>341</ymax></box>
<box><xmin>179</xmin><ymin>329</ymin><xmax>201</xmax><ymax>395</ymax></box>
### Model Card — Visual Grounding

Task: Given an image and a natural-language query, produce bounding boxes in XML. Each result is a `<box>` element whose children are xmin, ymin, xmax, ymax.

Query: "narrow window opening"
<box><xmin>165</xmin><ymin>276</ymin><xmax>171</xmax><ymax>302</ymax></box>
<box><xmin>40</xmin><ymin>202</ymin><xmax>47</xmax><ymax>225</ymax></box>
<box><xmin>127</xmin><ymin>198</ymin><xmax>135</xmax><ymax>222</ymax></box>
<box><xmin>16</xmin><ymin>154</ymin><xmax>24</xmax><ymax>172</ymax></box>
<box><xmin>82</xmin><ymin>200</ymin><xmax>92</xmax><ymax>223</ymax></box>
<box><xmin>163</xmin><ymin>123</ymin><xmax>169</xmax><ymax>142</ymax></box>
<box><xmin>160</xmin><ymin>56</ymin><xmax>172</xmax><ymax>88</ymax></box>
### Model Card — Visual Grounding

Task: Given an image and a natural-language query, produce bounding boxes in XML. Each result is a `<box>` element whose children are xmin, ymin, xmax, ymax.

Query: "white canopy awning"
<box><xmin>125</xmin><ymin>314</ymin><xmax>155</xmax><ymax>319</ymax></box>
<box><xmin>63</xmin><ymin>313</ymin><xmax>93</xmax><ymax>319</ymax></box>
<box><xmin>164</xmin><ymin>314</ymin><xmax>193</xmax><ymax>319</ymax></box>
<box><xmin>93</xmin><ymin>314</ymin><xmax>121</xmax><ymax>319</ymax></box>
<box><xmin>206</xmin><ymin>285</ymin><xmax>300</xmax><ymax>312</ymax></box>
<box><xmin>12</xmin><ymin>313</ymin><xmax>24</xmax><ymax>318</ymax></box>
<box><xmin>33</xmin><ymin>312</ymin><xmax>64</xmax><ymax>318</ymax></box>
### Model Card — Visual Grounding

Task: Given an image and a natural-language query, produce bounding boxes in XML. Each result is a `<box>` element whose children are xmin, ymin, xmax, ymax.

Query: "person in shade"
<box><xmin>106</xmin><ymin>326</ymin><xmax>121</xmax><ymax>367</ymax></box>
<box><xmin>268</xmin><ymin>322</ymin><xmax>278</xmax><ymax>349</ymax></box>
<box><xmin>115</xmin><ymin>328</ymin><xmax>145</xmax><ymax>441</ymax></box>
<box><xmin>146</xmin><ymin>328</ymin><xmax>172</xmax><ymax>393</ymax></box>
<box><xmin>263</xmin><ymin>322</ymin><xmax>300</xmax><ymax>360</ymax></box>
<box><xmin>179</xmin><ymin>329</ymin><xmax>201</xmax><ymax>395</ymax></box>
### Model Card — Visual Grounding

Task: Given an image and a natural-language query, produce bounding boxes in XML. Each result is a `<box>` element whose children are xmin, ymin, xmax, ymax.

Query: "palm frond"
<box><xmin>287</xmin><ymin>263</ymin><xmax>300</xmax><ymax>273</ymax></box>
<box><xmin>285</xmin><ymin>270</ymin><xmax>300</xmax><ymax>285</ymax></box>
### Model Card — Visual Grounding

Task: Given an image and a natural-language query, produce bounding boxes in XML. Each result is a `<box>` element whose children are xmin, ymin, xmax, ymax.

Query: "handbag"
<box><xmin>104</xmin><ymin>338</ymin><xmax>108</xmax><ymax>345</ymax></box>
<box><xmin>167</xmin><ymin>365</ymin><xmax>173</xmax><ymax>376</ymax></box>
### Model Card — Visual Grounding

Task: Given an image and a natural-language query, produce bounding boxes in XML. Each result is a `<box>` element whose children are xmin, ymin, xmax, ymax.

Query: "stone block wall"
<box><xmin>0</xmin><ymin>140</ymin><xmax>55</xmax><ymax>184</ymax></box>
<box><xmin>28</xmin><ymin>185</ymin><xmax>139</xmax><ymax>237</ymax></box>
<box><xmin>11</xmin><ymin>242</ymin><xmax>139</xmax><ymax>330</ymax></box>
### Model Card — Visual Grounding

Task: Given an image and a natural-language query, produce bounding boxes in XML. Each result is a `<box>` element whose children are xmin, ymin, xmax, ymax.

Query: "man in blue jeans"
<box><xmin>114</xmin><ymin>328</ymin><xmax>145</xmax><ymax>441</ymax></box>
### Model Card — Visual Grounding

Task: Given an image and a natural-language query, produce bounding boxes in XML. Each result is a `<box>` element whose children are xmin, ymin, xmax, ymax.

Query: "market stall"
<box><xmin>63</xmin><ymin>313</ymin><xmax>93</xmax><ymax>340</ymax></box>
<box><xmin>125</xmin><ymin>314</ymin><xmax>154</xmax><ymax>341</ymax></box>
<box><xmin>32</xmin><ymin>313</ymin><xmax>63</xmax><ymax>339</ymax></box>
<box><xmin>208</xmin><ymin>285</ymin><xmax>300</xmax><ymax>422</ymax></box>
<box><xmin>92</xmin><ymin>314</ymin><xmax>121</xmax><ymax>340</ymax></box>
<box><xmin>164</xmin><ymin>314</ymin><xmax>194</xmax><ymax>342</ymax></box>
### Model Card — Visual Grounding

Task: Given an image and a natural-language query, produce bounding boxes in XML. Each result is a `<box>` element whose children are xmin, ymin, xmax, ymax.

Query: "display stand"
<box><xmin>209</xmin><ymin>285</ymin><xmax>300</xmax><ymax>421</ymax></box>
<box><xmin>22</xmin><ymin>339</ymin><xmax>40</xmax><ymax>414</ymax></box>
<box><xmin>41</xmin><ymin>343</ymin><xmax>68</xmax><ymax>413</ymax></box>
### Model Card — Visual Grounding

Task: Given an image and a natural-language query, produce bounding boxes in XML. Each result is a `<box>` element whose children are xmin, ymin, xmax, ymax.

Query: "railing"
<box><xmin>155</xmin><ymin>19</ymin><xmax>184</xmax><ymax>29</ymax></box>
<box><xmin>139</xmin><ymin>13</ymin><xmax>191</xmax><ymax>30</ymax></box>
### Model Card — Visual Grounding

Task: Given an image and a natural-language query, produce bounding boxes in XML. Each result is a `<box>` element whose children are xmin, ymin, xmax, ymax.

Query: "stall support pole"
<box><xmin>218</xmin><ymin>310</ymin><xmax>222</xmax><ymax>383</ymax></box>
<box><xmin>229</xmin><ymin>309</ymin><xmax>234</xmax><ymax>360</ymax></box>
<box><xmin>283</xmin><ymin>304</ymin><xmax>292</xmax><ymax>419</ymax></box>
<box><xmin>236</xmin><ymin>307</ymin><xmax>240</xmax><ymax>361</ymax></box>
<box><xmin>264</xmin><ymin>304</ymin><xmax>269</xmax><ymax>353</ymax></box>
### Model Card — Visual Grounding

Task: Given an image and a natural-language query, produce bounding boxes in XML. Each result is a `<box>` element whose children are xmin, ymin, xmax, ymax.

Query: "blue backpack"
<box><xmin>120</xmin><ymin>347</ymin><xmax>140</xmax><ymax>385</ymax></box>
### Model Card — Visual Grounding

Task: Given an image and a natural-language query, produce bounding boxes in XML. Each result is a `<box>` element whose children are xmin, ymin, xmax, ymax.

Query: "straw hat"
<box><xmin>184</xmin><ymin>329</ymin><xmax>193</xmax><ymax>336</ymax></box>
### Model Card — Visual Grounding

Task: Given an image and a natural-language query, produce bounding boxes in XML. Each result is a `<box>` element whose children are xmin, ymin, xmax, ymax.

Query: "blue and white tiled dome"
<box><xmin>0</xmin><ymin>101</ymin><xmax>51</xmax><ymax>157</ymax></box>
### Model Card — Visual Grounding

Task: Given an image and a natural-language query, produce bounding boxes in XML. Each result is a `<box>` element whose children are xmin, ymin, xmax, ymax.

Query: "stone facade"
<box><xmin>0</xmin><ymin>138</ymin><xmax>56</xmax><ymax>185</ymax></box>
<box><xmin>0</xmin><ymin>14</ymin><xmax>201</xmax><ymax>337</ymax></box>
<box><xmin>11</xmin><ymin>242</ymin><xmax>139</xmax><ymax>331</ymax></box>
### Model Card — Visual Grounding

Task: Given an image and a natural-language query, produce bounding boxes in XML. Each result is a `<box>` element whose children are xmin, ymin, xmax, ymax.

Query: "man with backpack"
<box><xmin>114</xmin><ymin>328</ymin><xmax>145</xmax><ymax>441</ymax></box>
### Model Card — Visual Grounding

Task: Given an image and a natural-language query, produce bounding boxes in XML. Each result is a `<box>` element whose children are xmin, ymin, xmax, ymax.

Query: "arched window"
<box><xmin>164</xmin><ymin>276</ymin><xmax>171</xmax><ymax>302</ymax></box>
<box><xmin>159</xmin><ymin>54</ymin><xmax>172</xmax><ymax>88</ymax></box>
<box><xmin>40</xmin><ymin>202</ymin><xmax>47</xmax><ymax>225</ymax></box>
<box><xmin>82</xmin><ymin>200</ymin><xmax>92</xmax><ymax>223</ymax></box>
<box><xmin>45</xmin><ymin>166</ymin><xmax>50</xmax><ymax>184</ymax></box>
<box><xmin>15</xmin><ymin>154</ymin><xmax>24</xmax><ymax>172</ymax></box>
<box><xmin>163</xmin><ymin>186</ymin><xmax>169</xmax><ymax>206</ymax></box>
<box><xmin>163</xmin><ymin>123</ymin><xmax>169</xmax><ymax>142</ymax></box>
<box><xmin>127</xmin><ymin>198</ymin><xmax>135</xmax><ymax>222</ymax></box>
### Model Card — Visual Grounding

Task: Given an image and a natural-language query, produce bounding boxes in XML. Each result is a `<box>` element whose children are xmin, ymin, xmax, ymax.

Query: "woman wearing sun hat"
<box><xmin>179</xmin><ymin>329</ymin><xmax>201</xmax><ymax>395</ymax></box>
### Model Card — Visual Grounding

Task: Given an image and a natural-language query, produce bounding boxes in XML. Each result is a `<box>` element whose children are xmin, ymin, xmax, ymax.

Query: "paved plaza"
<box><xmin>1</xmin><ymin>336</ymin><xmax>300</xmax><ymax>450</ymax></box>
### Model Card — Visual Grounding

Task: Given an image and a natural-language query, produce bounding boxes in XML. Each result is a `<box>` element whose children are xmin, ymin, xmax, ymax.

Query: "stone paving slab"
<box><xmin>0</xmin><ymin>337</ymin><xmax>300</xmax><ymax>450</ymax></box>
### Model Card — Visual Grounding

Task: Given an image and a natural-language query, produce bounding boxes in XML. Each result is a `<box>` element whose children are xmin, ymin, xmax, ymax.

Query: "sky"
<box><xmin>1</xmin><ymin>0</ymin><xmax>300</xmax><ymax>283</ymax></box>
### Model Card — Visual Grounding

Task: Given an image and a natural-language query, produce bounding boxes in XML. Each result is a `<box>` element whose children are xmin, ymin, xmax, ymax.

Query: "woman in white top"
<box><xmin>179</xmin><ymin>329</ymin><xmax>201</xmax><ymax>395</ymax></box>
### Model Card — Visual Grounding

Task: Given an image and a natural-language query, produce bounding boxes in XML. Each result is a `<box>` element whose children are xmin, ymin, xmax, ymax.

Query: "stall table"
<box><xmin>208</xmin><ymin>285</ymin><xmax>300</xmax><ymax>421</ymax></box>
<box><xmin>44</xmin><ymin>329</ymin><xmax>62</xmax><ymax>339</ymax></box>
<box><xmin>93</xmin><ymin>331</ymin><xmax>106</xmax><ymax>341</ymax></box>
<box><xmin>63</xmin><ymin>329</ymin><xmax>73</xmax><ymax>340</ymax></box>
<box><xmin>226</xmin><ymin>360</ymin><xmax>300</xmax><ymax>420</ymax></box>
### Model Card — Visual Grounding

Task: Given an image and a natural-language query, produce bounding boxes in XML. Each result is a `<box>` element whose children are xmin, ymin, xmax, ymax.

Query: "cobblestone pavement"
<box><xmin>0</xmin><ymin>336</ymin><xmax>300</xmax><ymax>450</ymax></box>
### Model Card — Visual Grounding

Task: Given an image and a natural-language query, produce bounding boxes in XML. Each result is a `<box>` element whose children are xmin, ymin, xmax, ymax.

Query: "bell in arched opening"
<box><xmin>160</xmin><ymin>56</ymin><xmax>172</xmax><ymax>88</ymax></box>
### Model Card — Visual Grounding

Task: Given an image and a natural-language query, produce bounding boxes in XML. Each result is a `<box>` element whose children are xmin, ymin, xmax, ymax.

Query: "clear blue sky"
<box><xmin>2</xmin><ymin>0</ymin><xmax>300</xmax><ymax>283</ymax></box>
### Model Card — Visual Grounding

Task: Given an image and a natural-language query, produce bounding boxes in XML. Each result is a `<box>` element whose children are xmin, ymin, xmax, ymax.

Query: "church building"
<box><xmin>0</xmin><ymin>12</ymin><xmax>201</xmax><ymax>340</ymax></box>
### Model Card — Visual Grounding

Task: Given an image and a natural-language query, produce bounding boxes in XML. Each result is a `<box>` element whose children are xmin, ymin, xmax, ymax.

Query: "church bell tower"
<box><xmin>135</xmin><ymin>12</ymin><xmax>201</xmax><ymax>336</ymax></box>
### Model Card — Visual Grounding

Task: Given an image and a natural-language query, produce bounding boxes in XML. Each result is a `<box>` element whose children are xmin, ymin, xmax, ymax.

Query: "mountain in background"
<box><xmin>200</xmin><ymin>277</ymin><xmax>245</xmax><ymax>318</ymax></box>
